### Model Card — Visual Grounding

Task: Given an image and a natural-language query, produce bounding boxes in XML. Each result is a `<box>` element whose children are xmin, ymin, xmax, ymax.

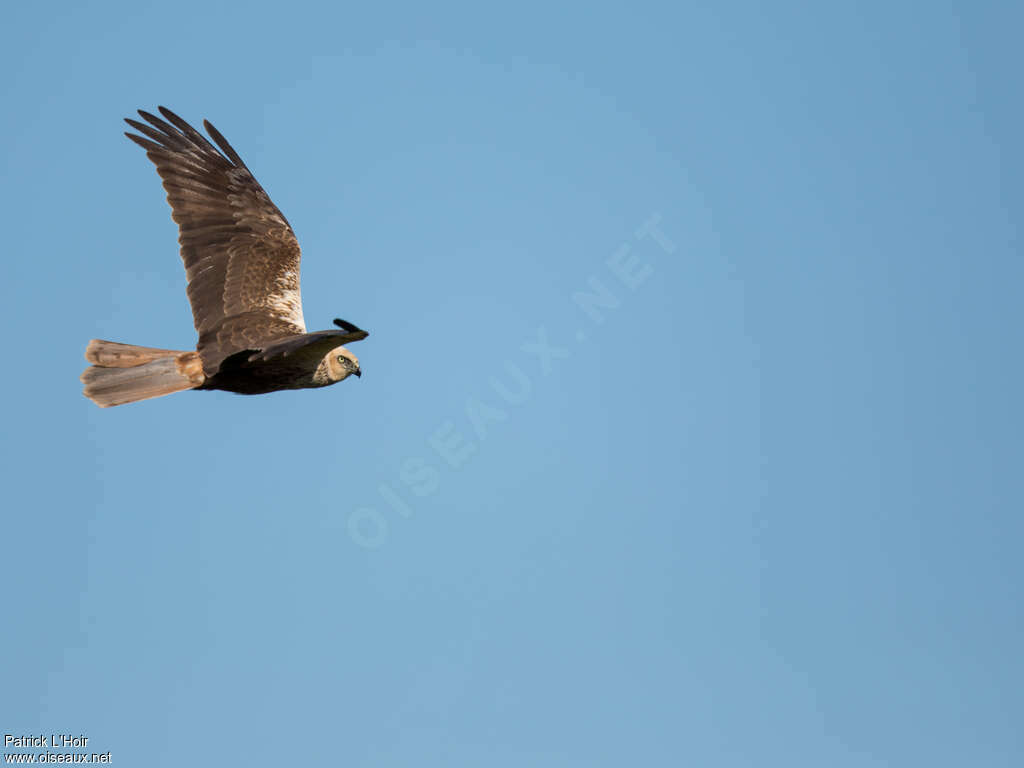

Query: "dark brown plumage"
<box><xmin>81</xmin><ymin>107</ymin><xmax>368</xmax><ymax>408</ymax></box>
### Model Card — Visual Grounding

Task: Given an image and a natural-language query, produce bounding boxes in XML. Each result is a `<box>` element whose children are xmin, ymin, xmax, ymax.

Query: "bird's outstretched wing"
<box><xmin>125</xmin><ymin>106</ymin><xmax>306</xmax><ymax>375</ymax></box>
<box><xmin>247</xmin><ymin>319</ymin><xmax>369</xmax><ymax>364</ymax></box>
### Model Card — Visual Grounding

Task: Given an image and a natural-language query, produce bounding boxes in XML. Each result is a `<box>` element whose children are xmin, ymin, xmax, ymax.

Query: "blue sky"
<box><xmin>1</xmin><ymin>1</ymin><xmax>1021</xmax><ymax>766</ymax></box>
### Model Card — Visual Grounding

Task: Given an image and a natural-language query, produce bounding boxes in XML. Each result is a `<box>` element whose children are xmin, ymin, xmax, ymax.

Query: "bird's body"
<box><xmin>199</xmin><ymin>344</ymin><xmax>348</xmax><ymax>395</ymax></box>
<box><xmin>81</xmin><ymin>107</ymin><xmax>368</xmax><ymax>407</ymax></box>
<box><xmin>201</xmin><ymin>358</ymin><xmax>329</xmax><ymax>395</ymax></box>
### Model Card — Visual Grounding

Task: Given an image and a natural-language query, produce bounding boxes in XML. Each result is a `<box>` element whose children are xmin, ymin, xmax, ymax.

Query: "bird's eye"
<box><xmin>336</xmin><ymin>355</ymin><xmax>345</xmax><ymax>364</ymax></box>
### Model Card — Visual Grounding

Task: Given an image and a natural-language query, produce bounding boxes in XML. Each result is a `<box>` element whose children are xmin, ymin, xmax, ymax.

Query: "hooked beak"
<box><xmin>353</xmin><ymin>368</ymin><xmax>362</xmax><ymax>378</ymax></box>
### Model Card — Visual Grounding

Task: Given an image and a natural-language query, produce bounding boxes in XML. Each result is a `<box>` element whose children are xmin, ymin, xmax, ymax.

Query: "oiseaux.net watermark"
<box><xmin>347</xmin><ymin>212</ymin><xmax>676</xmax><ymax>549</ymax></box>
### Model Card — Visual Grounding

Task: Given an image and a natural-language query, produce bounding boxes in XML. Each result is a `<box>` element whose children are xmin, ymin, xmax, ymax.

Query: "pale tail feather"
<box><xmin>85</xmin><ymin>339</ymin><xmax>185</xmax><ymax>368</ymax></box>
<box><xmin>81</xmin><ymin>340</ymin><xmax>204</xmax><ymax>408</ymax></box>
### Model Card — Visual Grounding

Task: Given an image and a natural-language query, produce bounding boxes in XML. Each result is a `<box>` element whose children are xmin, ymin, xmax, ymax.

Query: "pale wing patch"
<box><xmin>264</xmin><ymin>264</ymin><xmax>306</xmax><ymax>331</ymax></box>
<box><xmin>222</xmin><ymin>231</ymin><xmax>306</xmax><ymax>334</ymax></box>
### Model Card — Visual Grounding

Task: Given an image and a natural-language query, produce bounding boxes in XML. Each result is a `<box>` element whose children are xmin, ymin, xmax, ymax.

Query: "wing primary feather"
<box><xmin>124</xmin><ymin>132</ymin><xmax>166</xmax><ymax>153</ymax></box>
<box><xmin>202</xmin><ymin>119</ymin><xmax>248</xmax><ymax>169</ymax></box>
<box><xmin>157</xmin><ymin>106</ymin><xmax>223</xmax><ymax>158</ymax></box>
<box><xmin>137</xmin><ymin>109</ymin><xmax>187</xmax><ymax>143</ymax></box>
<box><xmin>125</xmin><ymin>118</ymin><xmax>183</xmax><ymax>148</ymax></box>
<box><xmin>333</xmin><ymin>318</ymin><xmax>364</xmax><ymax>333</ymax></box>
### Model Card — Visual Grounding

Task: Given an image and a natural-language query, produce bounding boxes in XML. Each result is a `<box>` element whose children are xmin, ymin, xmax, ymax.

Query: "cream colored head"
<box><xmin>324</xmin><ymin>346</ymin><xmax>361</xmax><ymax>383</ymax></box>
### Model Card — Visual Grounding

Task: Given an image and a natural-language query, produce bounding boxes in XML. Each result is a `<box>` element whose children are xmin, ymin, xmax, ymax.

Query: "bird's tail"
<box><xmin>81</xmin><ymin>340</ymin><xmax>205</xmax><ymax>408</ymax></box>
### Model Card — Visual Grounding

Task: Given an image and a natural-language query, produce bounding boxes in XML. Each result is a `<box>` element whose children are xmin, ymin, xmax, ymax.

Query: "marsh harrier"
<box><xmin>81</xmin><ymin>107</ymin><xmax>368</xmax><ymax>407</ymax></box>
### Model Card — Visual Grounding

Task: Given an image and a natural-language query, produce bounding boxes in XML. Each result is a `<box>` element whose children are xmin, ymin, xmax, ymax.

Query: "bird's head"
<box><xmin>324</xmin><ymin>346</ymin><xmax>361</xmax><ymax>383</ymax></box>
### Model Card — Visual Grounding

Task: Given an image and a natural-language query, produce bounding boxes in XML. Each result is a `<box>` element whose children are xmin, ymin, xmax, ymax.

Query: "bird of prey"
<box><xmin>81</xmin><ymin>106</ymin><xmax>368</xmax><ymax>408</ymax></box>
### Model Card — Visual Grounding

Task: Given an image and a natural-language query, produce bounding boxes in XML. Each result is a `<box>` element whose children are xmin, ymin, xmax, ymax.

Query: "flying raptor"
<box><xmin>81</xmin><ymin>106</ymin><xmax>368</xmax><ymax>407</ymax></box>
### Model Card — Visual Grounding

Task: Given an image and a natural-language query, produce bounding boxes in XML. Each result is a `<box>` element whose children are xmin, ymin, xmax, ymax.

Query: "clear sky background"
<box><xmin>1</xmin><ymin>2</ymin><xmax>1021</xmax><ymax>766</ymax></box>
